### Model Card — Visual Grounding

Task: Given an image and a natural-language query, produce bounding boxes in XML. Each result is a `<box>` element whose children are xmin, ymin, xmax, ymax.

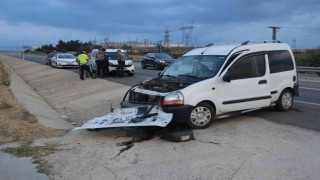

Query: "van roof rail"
<box><xmin>204</xmin><ymin>43</ymin><xmax>241</xmax><ymax>47</ymax></box>
<box><xmin>241</xmin><ymin>40</ymin><xmax>282</xmax><ymax>45</ymax></box>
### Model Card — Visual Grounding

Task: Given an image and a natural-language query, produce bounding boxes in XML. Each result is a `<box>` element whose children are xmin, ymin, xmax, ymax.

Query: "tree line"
<box><xmin>34</xmin><ymin>40</ymin><xmax>99</xmax><ymax>54</ymax></box>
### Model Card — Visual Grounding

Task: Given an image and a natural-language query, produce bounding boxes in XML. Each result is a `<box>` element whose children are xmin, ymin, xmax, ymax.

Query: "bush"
<box><xmin>294</xmin><ymin>50</ymin><xmax>320</xmax><ymax>67</ymax></box>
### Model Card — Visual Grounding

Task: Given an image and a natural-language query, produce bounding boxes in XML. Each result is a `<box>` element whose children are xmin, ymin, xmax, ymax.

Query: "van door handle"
<box><xmin>258</xmin><ymin>80</ymin><xmax>267</xmax><ymax>84</ymax></box>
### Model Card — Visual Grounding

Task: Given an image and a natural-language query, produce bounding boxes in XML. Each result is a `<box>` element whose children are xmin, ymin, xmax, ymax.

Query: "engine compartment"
<box><xmin>138</xmin><ymin>79</ymin><xmax>192</xmax><ymax>92</ymax></box>
<box><xmin>128</xmin><ymin>78</ymin><xmax>193</xmax><ymax>104</ymax></box>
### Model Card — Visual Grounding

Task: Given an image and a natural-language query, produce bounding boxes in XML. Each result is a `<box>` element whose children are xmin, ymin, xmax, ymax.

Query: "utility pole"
<box><xmin>159</xmin><ymin>41</ymin><xmax>162</xmax><ymax>53</ymax></box>
<box><xmin>144</xmin><ymin>39</ymin><xmax>148</xmax><ymax>48</ymax></box>
<box><xmin>292</xmin><ymin>38</ymin><xmax>297</xmax><ymax>50</ymax></box>
<box><xmin>179</xmin><ymin>21</ymin><xmax>195</xmax><ymax>47</ymax></box>
<box><xmin>104</xmin><ymin>36</ymin><xmax>109</xmax><ymax>47</ymax></box>
<box><xmin>268</xmin><ymin>26</ymin><xmax>281</xmax><ymax>41</ymax></box>
<box><xmin>164</xmin><ymin>27</ymin><xmax>170</xmax><ymax>48</ymax></box>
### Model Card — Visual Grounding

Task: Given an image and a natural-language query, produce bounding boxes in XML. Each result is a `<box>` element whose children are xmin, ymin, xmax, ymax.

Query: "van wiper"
<box><xmin>178</xmin><ymin>74</ymin><xmax>199</xmax><ymax>79</ymax></box>
<box><xmin>162</xmin><ymin>75</ymin><xmax>177</xmax><ymax>78</ymax></box>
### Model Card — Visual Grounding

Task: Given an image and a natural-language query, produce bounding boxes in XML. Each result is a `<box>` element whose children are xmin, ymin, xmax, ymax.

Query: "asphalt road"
<box><xmin>6</xmin><ymin>53</ymin><xmax>320</xmax><ymax>131</ymax></box>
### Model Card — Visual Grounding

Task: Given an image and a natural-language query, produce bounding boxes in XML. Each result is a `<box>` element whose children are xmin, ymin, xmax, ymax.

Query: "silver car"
<box><xmin>51</xmin><ymin>53</ymin><xmax>79</xmax><ymax>68</ymax></box>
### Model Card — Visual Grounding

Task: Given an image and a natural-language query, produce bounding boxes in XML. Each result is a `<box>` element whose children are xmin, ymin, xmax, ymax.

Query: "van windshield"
<box><xmin>162</xmin><ymin>55</ymin><xmax>226</xmax><ymax>80</ymax></box>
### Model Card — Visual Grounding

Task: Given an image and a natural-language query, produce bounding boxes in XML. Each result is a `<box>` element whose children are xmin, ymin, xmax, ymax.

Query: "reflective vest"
<box><xmin>77</xmin><ymin>54</ymin><xmax>88</xmax><ymax>64</ymax></box>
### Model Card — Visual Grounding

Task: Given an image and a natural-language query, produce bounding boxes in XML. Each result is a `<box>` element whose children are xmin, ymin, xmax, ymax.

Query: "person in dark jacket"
<box><xmin>116</xmin><ymin>50</ymin><xmax>125</xmax><ymax>77</ymax></box>
<box><xmin>95</xmin><ymin>48</ymin><xmax>104</xmax><ymax>78</ymax></box>
<box><xmin>102</xmin><ymin>48</ymin><xmax>110</xmax><ymax>77</ymax></box>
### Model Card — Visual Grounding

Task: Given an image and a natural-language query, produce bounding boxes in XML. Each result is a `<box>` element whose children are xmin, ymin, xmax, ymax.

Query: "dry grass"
<box><xmin>0</xmin><ymin>61</ymin><xmax>64</xmax><ymax>144</ymax></box>
<box><xmin>130</xmin><ymin>54</ymin><xmax>144</xmax><ymax>60</ymax></box>
<box><xmin>0</xmin><ymin>58</ymin><xmax>66</xmax><ymax>176</ymax></box>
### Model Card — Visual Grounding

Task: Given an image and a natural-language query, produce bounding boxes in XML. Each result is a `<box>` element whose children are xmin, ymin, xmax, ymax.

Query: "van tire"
<box><xmin>187</xmin><ymin>102</ymin><xmax>215</xmax><ymax>129</ymax></box>
<box><xmin>276</xmin><ymin>90</ymin><xmax>293</xmax><ymax>112</ymax></box>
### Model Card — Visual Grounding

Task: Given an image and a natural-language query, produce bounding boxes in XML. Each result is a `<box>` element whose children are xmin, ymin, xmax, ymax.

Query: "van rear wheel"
<box><xmin>187</xmin><ymin>102</ymin><xmax>215</xmax><ymax>129</ymax></box>
<box><xmin>276</xmin><ymin>90</ymin><xmax>293</xmax><ymax>112</ymax></box>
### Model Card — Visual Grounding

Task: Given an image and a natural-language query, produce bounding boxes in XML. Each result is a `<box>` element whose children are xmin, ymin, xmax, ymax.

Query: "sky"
<box><xmin>0</xmin><ymin>0</ymin><xmax>319</xmax><ymax>50</ymax></box>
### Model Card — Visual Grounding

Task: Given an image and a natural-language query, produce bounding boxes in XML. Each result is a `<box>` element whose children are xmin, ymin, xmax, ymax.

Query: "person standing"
<box><xmin>102</xmin><ymin>48</ymin><xmax>110</xmax><ymax>77</ymax></box>
<box><xmin>77</xmin><ymin>51</ymin><xmax>95</xmax><ymax>80</ymax></box>
<box><xmin>95</xmin><ymin>48</ymin><xmax>105</xmax><ymax>78</ymax></box>
<box><xmin>116</xmin><ymin>50</ymin><xmax>125</xmax><ymax>77</ymax></box>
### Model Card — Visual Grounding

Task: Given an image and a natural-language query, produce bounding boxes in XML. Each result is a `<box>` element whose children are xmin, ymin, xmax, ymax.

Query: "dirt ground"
<box><xmin>0</xmin><ymin>59</ymin><xmax>66</xmax><ymax>175</ymax></box>
<box><xmin>0</xmin><ymin>60</ymin><xmax>64</xmax><ymax>145</ymax></box>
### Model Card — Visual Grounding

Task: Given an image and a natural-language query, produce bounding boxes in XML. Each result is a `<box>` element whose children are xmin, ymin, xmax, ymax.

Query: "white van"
<box><xmin>121</xmin><ymin>41</ymin><xmax>299</xmax><ymax>129</ymax></box>
<box><xmin>89</xmin><ymin>49</ymin><xmax>134</xmax><ymax>76</ymax></box>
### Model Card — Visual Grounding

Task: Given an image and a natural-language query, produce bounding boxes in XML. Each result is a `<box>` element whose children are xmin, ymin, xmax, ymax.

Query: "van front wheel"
<box><xmin>187</xmin><ymin>102</ymin><xmax>215</xmax><ymax>129</ymax></box>
<box><xmin>276</xmin><ymin>90</ymin><xmax>293</xmax><ymax>112</ymax></box>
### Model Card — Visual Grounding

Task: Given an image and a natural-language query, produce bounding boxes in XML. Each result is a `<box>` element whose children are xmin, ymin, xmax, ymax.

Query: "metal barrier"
<box><xmin>297</xmin><ymin>66</ymin><xmax>320</xmax><ymax>73</ymax></box>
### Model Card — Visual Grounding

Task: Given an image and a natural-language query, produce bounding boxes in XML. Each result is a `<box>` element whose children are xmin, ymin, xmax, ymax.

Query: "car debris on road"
<box><xmin>73</xmin><ymin>105</ymin><xmax>173</xmax><ymax>130</ymax></box>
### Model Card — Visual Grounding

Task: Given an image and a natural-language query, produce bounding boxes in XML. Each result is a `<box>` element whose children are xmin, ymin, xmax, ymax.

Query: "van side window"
<box><xmin>230</xmin><ymin>54</ymin><xmax>266</xmax><ymax>80</ymax></box>
<box><xmin>220</xmin><ymin>50</ymin><xmax>246</xmax><ymax>75</ymax></box>
<box><xmin>268</xmin><ymin>50</ymin><xmax>294</xmax><ymax>73</ymax></box>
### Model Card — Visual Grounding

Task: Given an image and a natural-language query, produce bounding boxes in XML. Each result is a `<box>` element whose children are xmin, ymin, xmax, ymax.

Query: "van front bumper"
<box><xmin>162</xmin><ymin>105</ymin><xmax>194</xmax><ymax>123</ymax></box>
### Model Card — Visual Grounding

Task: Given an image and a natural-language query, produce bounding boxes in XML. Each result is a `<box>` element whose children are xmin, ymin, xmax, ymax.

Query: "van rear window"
<box><xmin>268</xmin><ymin>50</ymin><xmax>294</xmax><ymax>73</ymax></box>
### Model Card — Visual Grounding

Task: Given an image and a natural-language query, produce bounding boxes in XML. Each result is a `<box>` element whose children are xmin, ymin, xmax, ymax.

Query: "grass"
<box><xmin>2</xmin><ymin>144</ymin><xmax>60</xmax><ymax>175</ymax></box>
<box><xmin>0</xmin><ymin>59</ymin><xmax>10</xmax><ymax>86</ymax></box>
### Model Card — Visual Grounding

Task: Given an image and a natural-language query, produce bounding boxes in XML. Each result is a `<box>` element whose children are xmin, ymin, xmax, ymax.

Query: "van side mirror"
<box><xmin>223</xmin><ymin>72</ymin><xmax>231</xmax><ymax>82</ymax></box>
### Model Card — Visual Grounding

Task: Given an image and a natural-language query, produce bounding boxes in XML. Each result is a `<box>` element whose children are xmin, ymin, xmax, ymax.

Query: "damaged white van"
<box><xmin>121</xmin><ymin>41</ymin><xmax>299</xmax><ymax>129</ymax></box>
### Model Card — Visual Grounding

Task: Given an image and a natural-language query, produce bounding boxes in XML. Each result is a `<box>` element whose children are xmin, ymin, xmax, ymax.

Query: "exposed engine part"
<box><xmin>129</xmin><ymin>91</ymin><xmax>161</xmax><ymax>105</ymax></box>
<box><xmin>138</xmin><ymin>79</ymin><xmax>192</xmax><ymax>92</ymax></box>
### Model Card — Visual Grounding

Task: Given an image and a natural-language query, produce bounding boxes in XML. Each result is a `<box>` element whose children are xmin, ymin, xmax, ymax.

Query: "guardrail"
<box><xmin>297</xmin><ymin>66</ymin><xmax>320</xmax><ymax>73</ymax></box>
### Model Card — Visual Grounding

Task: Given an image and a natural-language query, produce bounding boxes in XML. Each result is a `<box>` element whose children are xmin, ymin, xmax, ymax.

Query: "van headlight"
<box><xmin>162</xmin><ymin>92</ymin><xmax>184</xmax><ymax>105</ymax></box>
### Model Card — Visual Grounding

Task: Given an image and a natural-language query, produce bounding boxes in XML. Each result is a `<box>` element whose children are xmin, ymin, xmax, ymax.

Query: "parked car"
<box><xmin>45</xmin><ymin>53</ymin><xmax>56</xmax><ymax>65</ymax></box>
<box><xmin>89</xmin><ymin>49</ymin><xmax>134</xmax><ymax>76</ymax></box>
<box><xmin>141</xmin><ymin>53</ymin><xmax>175</xmax><ymax>70</ymax></box>
<box><xmin>50</xmin><ymin>53</ymin><xmax>79</xmax><ymax>68</ymax></box>
<box><xmin>121</xmin><ymin>41</ymin><xmax>299</xmax><ymax>129</ymax></box>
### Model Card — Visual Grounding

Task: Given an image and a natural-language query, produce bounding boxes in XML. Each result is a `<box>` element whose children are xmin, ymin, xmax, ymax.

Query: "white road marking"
<box><xmin>299</xmin><ymin>79</ymin><xmax>320</xmax><ymax>83</ymax></box>
<box><xmin>300</xmin><ymin>87</ymin><xmax>320</xmax><ymax>91</ymax></box>
<box><xmin>294</xmin><ymin>100</ymin><xmax>320</xmax><ymax>106</ymax></box>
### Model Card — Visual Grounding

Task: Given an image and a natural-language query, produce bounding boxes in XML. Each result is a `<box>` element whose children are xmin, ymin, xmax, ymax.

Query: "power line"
<box><xmin>179</xmin><ymin>21</ymin><xmax>195</xmax><ymax>47</ymax></box>
<box><xmin>281</xmin><ymin>26</ymin><xmax>320</xmax><ymax>29</ymax></box>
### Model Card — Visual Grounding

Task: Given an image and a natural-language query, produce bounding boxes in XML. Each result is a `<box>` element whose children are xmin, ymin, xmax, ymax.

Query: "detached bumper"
<box><xmin>73</xmin><ymin>105</ymin><xmax>173</xmax><ymax>130</ymax></box>
<box><xmin>121</xmin><ymin>101</ymin><xmax>194</xmax><ymax>123</ymax></box>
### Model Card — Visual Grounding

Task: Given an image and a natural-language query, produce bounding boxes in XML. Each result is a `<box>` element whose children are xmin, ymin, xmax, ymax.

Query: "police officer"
<box><xmin>77</xmin><ymin>51</ymin><xmax>95</xmax><ymax>80</ymax></box>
